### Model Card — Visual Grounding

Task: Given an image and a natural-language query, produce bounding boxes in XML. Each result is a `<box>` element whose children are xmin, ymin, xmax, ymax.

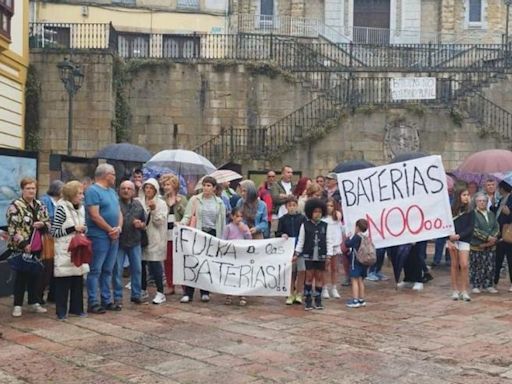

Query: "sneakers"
<box><xmin>88</xmin><ymin>304</ymin><xmax>106</xmax><ymax>314</ymax></box>
<box><xmin>412</xmin><ymin>282</ymin><xmax>424</xmax><ymax>291</ymax></box>
<box><xmin>28</xmin><ymin>303</ymin><xmax>47</xmax><ymax>313</ymax></box>
<box><xmin>140</xmin><ymin>290</ymin><xmax>149</xmax><ymax>300</ymax></box>
<box><xmin>12</xmin><ymin>306</ymin><xmax>22</xmax><ymax>317</ymax></box>
<box><xmin>125</xmin><ymin>282</ymin><xmax>131</xmax><ymax>290</ymax></box>
<box><xmin>366</xmin><ymin>272</ymin><xmax>379</xmax><ymax>281</ymax></box>
<box><xmin>358</xmin><ymin>299</ymin><xmax>367</xmax><ymax>307</ymax></box>
<box><xmin>345</xmin><ymin>298</ymin><xmax>361</xmax><ymax>308</ymax></box>
<box><xmin>294</xmin><ymin>293</ymin><xmax>303</xmax><ymax>304</ymax></box>
<box><xmin>376</xmin><ymin>272</ymin><xmax>389</xmax><ymax>281</ymax></box>
<box><xmin>304</xmin><ymin>295</ymin><xmax>314</xmax><ymax>311</ymax></box>
<box><xmin>321</xmin><ymin>286</ymin><xmax>330</xmax><ymax>299</ymax></box>
<box><xmin>314</xmin><ymin>296</ymin><xmax>324</xmax><ymax>310</ymax></box>
<box><xmin>397</xmin><ymin>281</ymin><xmax>413</xmax><ymax>289</ymax></box>
<box><xmin>285</xmin><ymin>295</ymin><xmax>295</xmax><ymax>305</ymax></box>
<box><xmin>460</xmin><ymin>291</ymin><xmax>471</xmax><ymax>301</ymax></box>
<box><xmin>471</xmin><ymin>287</ymin><xmax>481</xmax><ymax>294</ymax></box>
<box><xmin>451</xmin><ymin>291</ymin><xmax>460</xmax><ymax>300</ymax></box>
<box><xmin>152</xmin><ymin>292</ymin><xmax>166</xmax><ymax>305</ymax></box>
<box><xmin>239</xmin><ymin>297</ymin><xmax>247</xmax><ymax>306</ymax></box>
<box><xmin>423</xmin><ymin>272</ymin><xmax>434</xmax><ymax>283</ymax></box>
<box><xmin>486</xmin><ymin>287</ymin><xmax>499</xmax><ymax>294</ymax></box>
<box><xmin>200</xmin><ymin>294</ymin><xmax>210</xmax><ymax>302</ymax></box>
<box><xmin>330</xmin><ymin>287</ymin><xmax>341</xmax><ymax>299</ymax></box>
<box><xmin>130</xmin><ymin>297</ymin><xmax>144</xmax><ymax>304</ymax></box>
<box><xmin>180</xmin><ymin>295</ymin><xmax>191</xmax><ymax>303</ymax></box>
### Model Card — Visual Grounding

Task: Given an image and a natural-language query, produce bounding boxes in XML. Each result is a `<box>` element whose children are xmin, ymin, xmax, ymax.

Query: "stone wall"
<box><xmin>246</xmin><ymin>108</ymin><xmax>510</xmax><ymax>178</ymax></box>
<box><xmin>30</xmin><ymin>50</ymin><xmax>116</xmax><ymax>192</ymax></box>
<box><xmin>125</xmin><ymin>62</ymin><xmax>311</xmax><ymax>152</ymax></box>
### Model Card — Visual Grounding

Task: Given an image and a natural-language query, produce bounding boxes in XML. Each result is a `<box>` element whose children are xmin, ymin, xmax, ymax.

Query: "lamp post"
<box><xmin>57</xmin><ymin>58</ymin><xmax>84</xmax><ymax>156</ymax></box>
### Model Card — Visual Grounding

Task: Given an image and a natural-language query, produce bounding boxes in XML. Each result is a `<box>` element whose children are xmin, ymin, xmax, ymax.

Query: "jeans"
<box><xmin>86</xmin><ymin>236</ymin><xmax>119</xmax><ymax>307</ymax></box>
<box><xmin>142</xmin><ymin>261</ymin><xmax>164</xmax><ymax>293</ymax></box>
<box><xmin>433</xmin><ymin>237</ymin><xmax>450</xmax><ymax>265</ymax></box>
<box><xmin>369</xmin><ymin>248</ymin><xmax>386</xmax><ymax>274</ymax></box>
<box><xmin>113</xmin><ymin>244</ymin><xmax>142</xmax><ymax>302</ymax></box>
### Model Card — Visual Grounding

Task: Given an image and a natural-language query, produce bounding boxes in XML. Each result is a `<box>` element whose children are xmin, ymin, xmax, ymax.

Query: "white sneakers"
<box><xmin>451</xmin><ymin>291</ymin><xmax>460</xmax><ymax>300</ymax></box>
<box><xmin>152</xmin><ymin>292</ymin><xmax>166</xmax><ymax>305</ymax></box>
<box><xmin>330</xmin><ymin>287</ymin><xmax>341</xmax><ymax>299</ymax></box>
<box><xmin>397</xmin><ymin>281</ymin><xmax>414</xmax><ymax>289</ymax></box>
<box><xmin>486</xmin><ymin>287</ymin><xmax>499</xmax><ymax>294</ymax></box>
<box><xmin>460</xmin><ymin>291</ymin><xmax>471</xmax><ymax>301</ymax></box>
<box><xmin>321</xmin><ymin>286</ymin><xmax>330</xmax><ymax>299</ymax></box>
<box><xmin>412</xmin><ymin>283</ymin><xmax>424</xmax><ymax>291</ymax></box>
<box><xmin>201</xmin><ymin>294</ymin><xmax>210</xmax><ymax>302</ymax></box>
<box><xmin>29</xmin><ymin>304</ymin><xmax>47</xmax><ymax>313</ymax></box>
<box><xmin>180</xmin><ymin>295</ymin><xmax>190</xmax><ymax>303</ymax></box>
<box><xmin>12</xmin><ymin>306</ymin><xmax>22</xmax><ymax>317</ymax></box>
<box><xmin>471</xmin><ymin>288</ymin><xmax>481</xmax><ymax>294</ymax></box>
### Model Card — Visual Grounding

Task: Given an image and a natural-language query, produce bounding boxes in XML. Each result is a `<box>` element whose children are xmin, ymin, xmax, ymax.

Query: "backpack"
<box><xmin>355</xmin><ymin>234</ymin><xmax>376</xmax><ymax>266</ymax></box>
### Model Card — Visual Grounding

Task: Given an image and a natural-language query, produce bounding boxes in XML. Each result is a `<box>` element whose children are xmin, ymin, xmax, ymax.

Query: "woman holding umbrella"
<box><xmin>447</xmin><ymin>185</ymin><xmax>474</xmax><ymax>301</ymax></box>
<box><xmin>180</xmin><ymin>176</ymin><xmax>226</xmax><ymax>303</ymax></box>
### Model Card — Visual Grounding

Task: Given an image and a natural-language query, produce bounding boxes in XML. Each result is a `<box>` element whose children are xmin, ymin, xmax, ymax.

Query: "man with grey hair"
<box><xmin>85</xmin><ymin>163</ymin><xmax>123</xmax><ymax>314</ymax></box>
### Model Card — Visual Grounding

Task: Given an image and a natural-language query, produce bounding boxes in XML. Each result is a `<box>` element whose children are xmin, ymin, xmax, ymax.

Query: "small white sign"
<box><xmin>391</xmin><ymin>77</ymin><xmax>436</xmax><ymax>101</ymax></box>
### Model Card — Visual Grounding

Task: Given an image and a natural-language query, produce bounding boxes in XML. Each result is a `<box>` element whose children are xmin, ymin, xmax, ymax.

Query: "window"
<box><xmin>118</xmin><ymin>33</ymin><xmax>149</xmax><ymax>58</ymax></box>
<box><xmin>162</xmin><ymin>35</ymin><xmax>200</xmax><ymax>58</ymax></box>
<box><xmin>0</xmin><ymin>0</ymin><xmax>13</xmax><ymax>39</ymax></box>
<box><xmin>260</xmin><ymin>0</ymin><xmax>274</xmax><ymax>15</ymax></box>
<box><xmin>469</xmin><ymin>0</ymin><xmax>482</xmax><ymax>22</ymax></box>
<box><xmin>177</xmin><ymin>0</ymin><xmax>200</xmax><ymax>10</ymax></box>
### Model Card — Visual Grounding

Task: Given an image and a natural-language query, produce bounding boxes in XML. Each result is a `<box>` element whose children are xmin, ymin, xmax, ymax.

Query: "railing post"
<box><xmin>229</xmin><ymin>126</ymin><xmax>234</xmax><ymax>161</ymax></box>
<box><xmin>428</xmin><ymin>41</ymin><xmax>432</xmax><ymax>69</ymax></box>
<box><xmin>270</xmin><ymin>33</ymin><xmax>273</xmax><ymax>60</ymax></box>
<box><xmin>349</xmin><ymin>42</ymin><xmax>353</xmax><ymax>68</ymax></box>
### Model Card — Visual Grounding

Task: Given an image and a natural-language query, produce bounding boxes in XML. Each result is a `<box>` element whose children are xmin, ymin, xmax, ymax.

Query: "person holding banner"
<box><xmin>294</xmin><ymin>198</ymin><xmax>334</xmax><ymax>311</ymax></box>
<box><xmin>180</xmin><ymin>176</ymin><xmax>226</xmax><ymax>303</ymax></box>
<box><xmin>447</xmin><ymin>186</ymin><xmax>474</xmax><ymax>301</ymax></box>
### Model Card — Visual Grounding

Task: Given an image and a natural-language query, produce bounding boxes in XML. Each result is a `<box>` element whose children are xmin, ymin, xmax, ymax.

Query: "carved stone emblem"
<box><xmin>384</xmin><ymin>121</ymin><xmax>420</xmax><ymax>160</ymax></box>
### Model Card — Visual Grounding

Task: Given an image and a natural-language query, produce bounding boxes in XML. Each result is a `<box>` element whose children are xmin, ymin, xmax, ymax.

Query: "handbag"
<box><xmin>502</xmin><ymin>223</ymin><xmax>512</xmax><ymax>243</ymax></box>
<box><xmin>40</xmin><ymin>233</ymin><xmax>55</xmax><ymax>261</ymax></box>
<box><xmin>141</xmin><ymin>212</ymin><xmax>151</xmax><ymax>248</ymax></box>
<box><xmin>31</xmin><ymin>229</ymin><xmax>43</xmax><ymax>252</ymax></box>
<box><xmin>7</xmin><ymin>250</ymin><xmax>44</xmax><ymax>274</ymax></box>
<box><xmin>68</xmin><ymin>233</ymin><xmax>93</xmax><ymax>267</ymax></box>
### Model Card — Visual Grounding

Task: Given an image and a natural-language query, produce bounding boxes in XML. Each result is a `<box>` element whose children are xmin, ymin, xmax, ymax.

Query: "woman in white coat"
<box><xmin>139</xmin><ymin>178</ymin><xmax>168</xmax><ymax>305</ymax></box>
<box><xmin>51</xmin><ymin>181</ymin><xmax>89</xmax><ymax>320</ymax></box>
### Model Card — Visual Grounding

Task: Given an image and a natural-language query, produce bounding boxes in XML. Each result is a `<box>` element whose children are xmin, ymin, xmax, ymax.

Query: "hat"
<box><xmin>326</xmin><ymin>172</ymin><xmax>337</xmax><ymax>180</ymax></box>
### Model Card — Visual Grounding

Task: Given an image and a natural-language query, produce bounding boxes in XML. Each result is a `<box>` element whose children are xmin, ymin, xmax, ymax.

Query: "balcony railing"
<box><xmin>29</xmin><ymin>22</ymin><xmax>113</xmax><ymax>49</ymax></box>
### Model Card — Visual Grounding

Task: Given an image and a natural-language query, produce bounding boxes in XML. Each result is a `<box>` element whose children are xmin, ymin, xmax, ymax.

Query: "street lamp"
<box><xmin>57</xmin><ymin>58</ymin><xmax>84</xmax><ymax>156</ymax></box>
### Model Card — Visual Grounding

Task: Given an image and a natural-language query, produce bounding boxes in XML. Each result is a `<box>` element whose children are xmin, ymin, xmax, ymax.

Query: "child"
<box><xmin>344</xmin><ymin>219</ymin><xmax>369</xmax><ymax>308</ymax></box>
<box><xmin>294</xmin><ymin>198</ymin><xmax>334</xmax><ymax>310</ymax></box>
<box><xmin>322</xmin><ymin>197</ymin><xmax>343</xmax><ymax>299</ymax></box>
<box><xmin>222</xmin><ymin>207</ymin><xmax>252</xmax><ymax>306</ymax></box>
<box><xmin>277</xmin><ymin>196</ymin><xmax>307</xmax><ymax>305</ymax></box>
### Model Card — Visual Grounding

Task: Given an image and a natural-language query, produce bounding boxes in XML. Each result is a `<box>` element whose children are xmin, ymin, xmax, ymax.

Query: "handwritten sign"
<box><xmin>173</xmin><ymin>225</ymin><xmax>293</xmax><ymax>296</ymax></box>
<box><xmin>337</xmin><ymin>156</ymin><xmax>454</xmax><ymax>248</ymax></box>
<box><xmin>391</xmin><ymin>77</ymin><xmax>436</xmax><ymax>100</ymax></box>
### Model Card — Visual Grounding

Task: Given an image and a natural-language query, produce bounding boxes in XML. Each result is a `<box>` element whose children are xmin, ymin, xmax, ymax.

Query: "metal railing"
<box><xmin>29</xmin><ymin>22</ymin><xmax>112</xmax><ymax>49</ymax></box>
<box><xmin>352</xmin><ymin>26</ymin><xmax>448</xmax><ymax>45</ymax></box>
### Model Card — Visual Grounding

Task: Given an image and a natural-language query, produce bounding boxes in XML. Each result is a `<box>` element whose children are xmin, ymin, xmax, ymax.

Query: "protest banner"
<box><xmin>173</xmin><ymin>225</ymin><xmax>293</xmax><ymax>296</ymax></box>
<box><xmin>391</xmin><ymin>77</ymin><xmax>436</xmax><ymax>101</ymax></box>
<box><xmin>337</xmin><ymin>155</ymin><xmax>454</xmax><ymax>248</ymax></box>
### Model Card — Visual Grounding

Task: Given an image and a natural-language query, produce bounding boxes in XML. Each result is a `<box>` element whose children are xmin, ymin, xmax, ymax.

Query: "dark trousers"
<box><xmin>183</xmin><ymin>227</ymin><xmax>215</xmax><ymax>298</ymax></box>
<box><xmin>403</xmin><ymin>244</ymin><xmax>423</xmax><ymax>283</ymax></box>
<box><xmin>54</xmin><ymin>276</ymin><xmax>84</xmax><ymax>317</ymax></box>
<box><xmin>36</xmin><ymin>259</ymin><xmax>54</xmax><ymax>302</ymax></box>
<box><xmin>142</xmin><ymin>261</ymin><xmax>164</xmax><ymax>293</ymax></box>
<box><xmin>495</xmin><ymin>241</ymin><xmax>512</xmax><ymax>285</ymax></box>
<box><xmin>13</xmin><ymin>270</ymin><xmax>40</xmax><ymax>306</ymax></box>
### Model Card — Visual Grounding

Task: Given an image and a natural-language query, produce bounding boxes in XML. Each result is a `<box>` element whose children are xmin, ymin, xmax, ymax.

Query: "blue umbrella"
<box><xmin>332</xmin><ymin>159</ymin><xmax>375</xmax><ymax>173</ymax></box>
<box><xmin>142</xmin><ymin>166</ymin><xmax>188</xmax><ymax>195</ymax></box>
<box><xmin>95</xmin><ymin>143</ymin><xmax>152</xmax><ymax>163</ymax></box>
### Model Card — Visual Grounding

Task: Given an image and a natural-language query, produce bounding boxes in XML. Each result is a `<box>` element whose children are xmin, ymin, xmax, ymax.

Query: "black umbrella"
<box><xmin>332</xmin><ymin>159</ymin><xmax>375</xmax><ymax>173</ymax></box>
<box><xmin>389</xmin><ymin>244</ymin><xmax>412</xmax><ymax>284</ymax></box>
<box><xmin>390</xmin><ymin>151</ymin><xmax>430</xmax><ymax>164</ymax></box>
<box><xmin>94</xmin><ymin>143</ymin><xmax>152</xmax><ymax>163</ymax></box>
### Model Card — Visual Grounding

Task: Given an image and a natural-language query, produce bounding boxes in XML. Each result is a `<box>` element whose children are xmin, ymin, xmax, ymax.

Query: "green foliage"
<box><xmin>111</xmin><ymin>57</ymin><xmax>131</xmax><ymax>143</ymax></box>
<box><xmin>405</xmin><ymin>103</ymin><xmax>426</xmax><ymax>117</ymax></box>
<box><xmin>450</xmin><ymin>107</ymin><xmax>464</xmax><ymax>127</ymax></box>
<box><xmin>24</xmin><ymin>65</ymin><xmax>41</xmax><ymax>150</ymax></box>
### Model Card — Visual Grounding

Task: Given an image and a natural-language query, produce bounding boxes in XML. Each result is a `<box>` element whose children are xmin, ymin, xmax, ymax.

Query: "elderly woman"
<box><xmin>470</xmin><ymin>192</ymin><xmax>499</xmax><ymax>294</ymax></box>
<box><xmin>236</xmin><ymin>180</ymin><xmax>268</xmax><ymax>240</ymax></box>
<box><xmin>298</xmin><ymin>183</ymin><xmax>323</xmax><ymax>214</ymax></box>
<box><xmin>160</xmin><ymin>173</ymin><xmax>188</xmax><ymax>294</ymax></box>
<box><xmin>140</xmin><ymin>178</ymin><xmax>168</xmax><ymax>304</ymax></box>
<box><xmin>180</xmin><ymin>176</ymin><xmax>226</xmax><ymax>303</ymax></box>
<box><xmin>6</xmin><ymin>177</ymin><xmax>51</xmax><ymax>317</ymax></box>
<box><xmin>51</xmin><ymin>181</ymin><xmax>89</xmax><ymax>319</ymax></box>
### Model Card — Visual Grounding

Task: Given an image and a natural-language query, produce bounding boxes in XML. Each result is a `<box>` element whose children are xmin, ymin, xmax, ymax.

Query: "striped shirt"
<box><xmin>51</xmin><ymin>205</ymin><xmax>77</xmax><ymax>238</ymax></box>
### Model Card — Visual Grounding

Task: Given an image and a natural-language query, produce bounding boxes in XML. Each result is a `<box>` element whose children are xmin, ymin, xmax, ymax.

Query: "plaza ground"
<box><xmin>0</xmin><ymin>262</ymin><xmax>512</xmax><ymax>384</ymax></box>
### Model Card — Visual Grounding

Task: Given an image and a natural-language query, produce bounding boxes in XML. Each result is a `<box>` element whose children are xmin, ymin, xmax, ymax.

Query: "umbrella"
<box><xmin>142</xmin><ymin>166</ymin><xmax>188</xmax><ymax>195</ymax></box>
<box><xmin>457</xmin><ymin>149</ymin><xmax>512</xmax><ymax>174</ymax></box>
<box><xmin>389</xmin><ymin>244</ymin><xmax>412</xmax><ymax>284</ymax></box>
<box><xmin>94</xmin><ymin>143</ymin><xmax>152</xmax><ymax>162</ymax></box>
<box><xmin>194</xmin><ymin>169</ymin><xmax>243</xmax><ymax>191</ymax></box>
<box><xmin>390</xmin><ymin>151</ymin><xmax>430</xmax><ymax>163</ymax></box>
<box><xmin>145</xmin><ymin>149</ymin><xmax>216</xmax><ymax>176</ymax></box>
<box><xmin>332</xmin><ymin>159</ymin><xmax>375</xmax><ymax>173</ymax></box>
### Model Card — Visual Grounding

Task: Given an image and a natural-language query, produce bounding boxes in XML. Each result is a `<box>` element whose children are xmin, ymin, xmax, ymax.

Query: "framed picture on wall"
<box><xmin>49</xmin><ymin>154</ymin><xmax>98</xmax><ymax>184</ymax></box>
<box><xmin>0</xmin><ymin>149</ymin><xmax>38</xmax><ymax>228</ymax></box>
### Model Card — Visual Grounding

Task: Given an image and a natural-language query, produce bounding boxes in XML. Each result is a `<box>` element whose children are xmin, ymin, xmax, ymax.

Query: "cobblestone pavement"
<box><xmin>1</xmin><ymin>263</ymin><xmax>512</xmax><ymax>384</ymax></box>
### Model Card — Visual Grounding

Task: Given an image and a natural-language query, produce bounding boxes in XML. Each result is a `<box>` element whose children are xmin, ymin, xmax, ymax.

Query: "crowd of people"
<box><xmin>4</xmin><ymin>164</ymin><xmax>512</xmax><ymax>318</ymax></box>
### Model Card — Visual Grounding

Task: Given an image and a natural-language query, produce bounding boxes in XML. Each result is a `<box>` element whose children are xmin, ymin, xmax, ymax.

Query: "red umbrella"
<box><xmin>457</xmin><ymin>149</ymin><xmax>512</xmax><ymax>173</ymax></box>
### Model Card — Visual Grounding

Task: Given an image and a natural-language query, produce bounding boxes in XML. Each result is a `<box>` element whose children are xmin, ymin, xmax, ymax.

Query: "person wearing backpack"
<box><xmin>344</xmin><ymin>219</ymin><xmax>375</xmax><ymax>308</ymax></box>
